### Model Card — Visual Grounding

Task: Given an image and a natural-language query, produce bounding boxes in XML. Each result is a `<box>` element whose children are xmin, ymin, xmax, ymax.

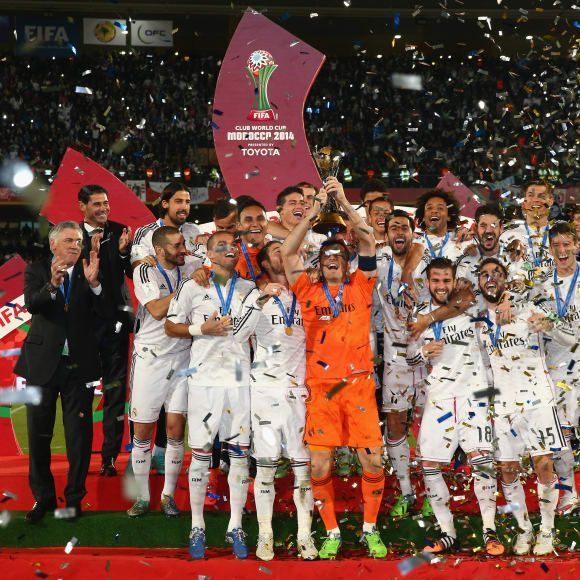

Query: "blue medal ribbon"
<box><xmin>240</xmin><ymin>241</ymin><xmax>257</xmax><ymax>282</ymax></box>
<box><xmin>387</xmin><ymin>256</ymin><xmax>404</xmax><ymax>306</ymax></box>
<box><xmin>481</xmin><ymin>311</ymin><xmax>501</xmax><ymax>349</ymax></box>
<box><xmin>424</xmin><ymin>232</ymin><xmax>450</xmax><ymax>259</ymax></box>
<box><xmin>524</xmin><ymin>223</ymin><xmax>549</xmax><ymax>267</ymax></box>
<box><xmin>428</xmin><ymin>301</ymin><xmax>444</xmax><ymax>340</ymax></box>
<box><xmin>322</xmin><ymin>280</ymin><xmax>346</xmax><ymax>318</ymax></box>
<box><xmin>155</xmin><ymin>259</ymin><xmax>181</xmax><ymax>293</ymax></box>
<box><xmin>59</xmin><ymin>271</ymin><xmax>73</xmax><ymax>310</ymax></box>
<box><xmin>274</xmin><ymin>292</ymin><xmax>297</xmax><ymax>330</ymax></box>
<box><xmin>212</xmin><ymin>271</ymin><xmax>238</xmax><ymax>316</ymax></box>
<box><xmin>554</xmin><ymin>265</ymin><xmax>579</xmax><ymax>318</ymax></box>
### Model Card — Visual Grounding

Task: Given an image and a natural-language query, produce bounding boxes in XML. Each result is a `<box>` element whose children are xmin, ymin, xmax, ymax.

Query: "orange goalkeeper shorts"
<box><xmin>304</xmin><ymin>374</ymin><xmax>382</xmax><ymax>448</ymax></box>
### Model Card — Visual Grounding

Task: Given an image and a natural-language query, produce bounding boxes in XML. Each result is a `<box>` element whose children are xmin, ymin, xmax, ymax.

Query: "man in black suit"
<box><xmin>78</xmin><ymin>185</ymin><xmax>133</xmax><ymax>476</ymax></box>
<box><xmin>15</xmin><ymin>221</ymin><xmax>106</xmax><ymax>523</ymax></box>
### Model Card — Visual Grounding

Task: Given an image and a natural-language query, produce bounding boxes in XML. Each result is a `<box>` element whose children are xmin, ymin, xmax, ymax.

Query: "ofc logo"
<box><xmin>137</xmin><ymin>24</ymin><xmax>171</xmax><ymax>45</ymax></box>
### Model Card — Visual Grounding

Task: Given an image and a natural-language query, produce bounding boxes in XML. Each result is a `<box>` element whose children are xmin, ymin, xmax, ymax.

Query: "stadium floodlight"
<box><xmin>1</xmin><ymin>161</ymin><xmax>34</xmax><ymax>189</ymax></box>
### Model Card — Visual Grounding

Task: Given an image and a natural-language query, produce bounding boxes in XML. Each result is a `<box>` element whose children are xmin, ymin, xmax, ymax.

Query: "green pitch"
<box><xmin>0</xmin><ymin>511</ymin><xmax>578</xmax><ymax>551</ymax></box>
<box><xmin>12</xmin><ymin>401</ymin><xmax>80</xmax><ymax>453</ymax></box>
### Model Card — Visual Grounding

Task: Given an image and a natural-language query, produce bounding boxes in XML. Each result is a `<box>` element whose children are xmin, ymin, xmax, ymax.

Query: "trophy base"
<box><xmin>312</xmin><ymin>212</ymin><xmax>347</xmax><ymax>236</ymax></box>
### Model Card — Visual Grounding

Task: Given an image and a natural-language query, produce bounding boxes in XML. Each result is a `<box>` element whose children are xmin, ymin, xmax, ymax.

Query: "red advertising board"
<box><xmin>41</xmin><ymin>148</ymin><xmax>155</xmax><ymax>230</ymax></box>
<box><xmin>212</xmin><ymin>10</ymin><xmax>325</xmax><ymax>210</ymax></box>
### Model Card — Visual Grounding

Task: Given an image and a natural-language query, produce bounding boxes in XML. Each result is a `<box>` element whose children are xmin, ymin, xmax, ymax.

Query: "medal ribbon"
<box><xmin>212</xmin><ymin>271</ymin><xmax>238</xmax><ymax>316</ymax></box>
<box><xmin>554</xmin><ymin>265</ymin><xmax>579</xmax><ymax>318</ymax></box>
<box><xmin>429</xmin><ymin>302</ymin><xmax>444</xmax><ymax>341</ymax></box>
<box><xmin>524</xmin><ymin>223</ymin><xmax>549</xmax><ymax>267</ymax></box>
<box><xmin>482</xmin><ymin>311</ymin><xmax>502</xmax><ymax>348</ymax></box>
<box><xmin>274</xmin><ymin>293</ymin><xmax>297</xmax><ymax>331</ymax></box>
<box><xmin>59</xmin><ymin>271</ymin><xmax>73</xmax><ymax>310</ymax></box>
<box><xmin>240</xmin><ymin>241</ymin><xmax>257</xmax><ymax>282</ymax></box>
<box><xmin>323</xmin><ymin>280</ymin><xmax>346</xmax><ymax>318</ymax></box>
<box><xmin>424</xmin><ymin>232</ymin><xmax>450</xmax><ymax>259</ymax></box>
<box><xmin>155</xmin><ymin>259</ymin><xmax>181</xmax><ymax>293</ymax></box>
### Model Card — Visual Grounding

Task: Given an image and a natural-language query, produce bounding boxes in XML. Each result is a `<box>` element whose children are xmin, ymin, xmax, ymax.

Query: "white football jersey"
<box><xmin>455</xmin><ymin>247</ymin><xmax>514</xmax><ymax>288</ymax></box>
<box><xmin>166</xmin><ymin>275</ymin><xmax>261</xmax><ymax>387</ymax></box>
<box><xmin>478</xmin><ymin>302</ymin><xmax>574</xmax><ymax>415</ymax></box>
<box><xmin>413</xmin><ymin>233</ymin><xmax>468</xmax><ymax>301</ymax></box>
<box><xmin>406</xmin><ymin>306</ymin><xmax>488</xmax><ymax>402</ymax></box>
<box><xmin>133</xmin><ymin>261</ymin><xmax>197</xmax><ymax>357</ymax></box>
<box><xmin>499</xmin><ymin>223</ymin><xmax>554</xmax><ymax>274</ymax></box>
<box><xmin>251</xmin><ymin>287</ymin><xmax>306</xmax><ymax>388</ymax></box>
<box><xmin>374</xmin><ymin>245</ymin><xmax>419</xmax><ymax>366</ymax></box>
<box><xmin>131</xmin><ymin>219</ymin><xmax>205</xmax><ymax>266</ymax></box>
<box><xmin>533</xmin><ymin>267</ymin><xmax>580</xmax><ymax>385</ymax></box>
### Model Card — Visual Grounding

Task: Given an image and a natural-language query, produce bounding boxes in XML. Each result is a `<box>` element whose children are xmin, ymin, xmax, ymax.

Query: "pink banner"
<box><xmin>212</xmin><ymin>10</ymin><xmax>325</xmax><ymax>210</ymax></box>
<box><xmin>41</xmin><ymin>148</ymin><xmax>155</xmax><ymax>230</ymax></box>
<box><xmin>437</xmin><ymin>170</ymin><xmax>481</xmax><ymax>219</ymax></box>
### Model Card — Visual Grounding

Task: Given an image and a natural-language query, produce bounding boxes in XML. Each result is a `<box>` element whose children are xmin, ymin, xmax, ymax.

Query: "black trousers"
<box><xmin>27</xmin><ymin>357</ymin><xmax>95</xmax><ymax>508</ymax></box>
<box><xmin>96</xmin><ymin>319</ymin><xmax>130</xmax><ymax>462</ymax></box>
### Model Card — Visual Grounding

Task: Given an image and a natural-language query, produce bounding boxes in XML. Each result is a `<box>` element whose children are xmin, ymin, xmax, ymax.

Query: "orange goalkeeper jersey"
<box><xmin>290</xmin><ymin>269</ymin><xmax>376</xmax><ymax>382</ymax></box>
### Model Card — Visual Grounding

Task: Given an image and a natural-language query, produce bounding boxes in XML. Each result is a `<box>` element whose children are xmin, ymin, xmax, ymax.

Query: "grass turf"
<box><xmin>10</xmin><ymin>398</ymin><xmax>198</xmax><ymax>453</ymax></box>
<box><xmin>0</xmin><ymin>511</ymin><xmax>578</xmax><ymax>553</ymax></box>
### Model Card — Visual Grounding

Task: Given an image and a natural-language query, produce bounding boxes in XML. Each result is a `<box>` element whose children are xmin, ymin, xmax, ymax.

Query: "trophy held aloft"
<box><xmin>311</xmin><ymin>146</ymin><xmax>347</xmax><ymax>236</ymax></box>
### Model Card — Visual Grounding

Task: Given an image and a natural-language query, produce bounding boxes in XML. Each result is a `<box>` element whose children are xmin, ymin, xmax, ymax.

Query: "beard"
<box><xmin>480</xmin><ymin>288</ymin><xmax>502</xmax><ymax>303</ymax></box>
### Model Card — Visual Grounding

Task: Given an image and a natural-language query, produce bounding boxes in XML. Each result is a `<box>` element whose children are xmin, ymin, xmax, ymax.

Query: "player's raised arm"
<box><xmin>281</xmin><ymin>188</ymin><xmax>327</xmax><ymax>285</ymax></box>
<box><xmin>328</xmin><ymin>176</ymin><xmax>375</xmax><ymax>258</ymax></box>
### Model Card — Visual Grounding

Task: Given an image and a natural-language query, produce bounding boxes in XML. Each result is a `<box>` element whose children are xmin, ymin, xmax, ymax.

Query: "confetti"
<box><xmin>0</xmin><ymin>348</ymin><xmax>21</xmax><ymax>357</ymax></box>
<box><xmin>398</xmin><ymin>551</ymin><xmax>435</xmax><ymax>575</ymax></box>
<box><xmin>174</xmin><ymin>367</ymin><xmax>198</xmax><ymax>378</ymax></box>
<box><xmin>0</xmin><ymin>510</ymin><xmax>11</xmax><ymax>527</ymax></box>
<box><xmin>54</xmin><ymin>507</ymin><xmax>77</xmax><ymax>520</ymax></box>
<box><xmin>0</xmin><ymin>387</ymin><xmax>42</xmax><ymax>405</ymax></box>
<box><xmin>391</xmin><ymin>73</ymin><xmax>423</xmax><ymax>91</ymax></box>
<box><xmin>64</xmin><ymin>536</ymin><xmax>78</xmax><ymax>554</ymax></box>
<box><xmin>437</xmin><ymin>411</ymin><xmax>453</xmax><ymax>423</ymax></box>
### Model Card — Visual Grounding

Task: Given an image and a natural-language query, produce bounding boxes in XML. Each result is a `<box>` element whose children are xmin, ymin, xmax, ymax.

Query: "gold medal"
<box><xmin>64</xmin><ymin>304</ymin><xmax>69</xmax><ymax>313</ymax></box>
<box><xmin>285</xmin><ymin>327</ymin><xmax>293</xmax><ymax>336</ymax></box>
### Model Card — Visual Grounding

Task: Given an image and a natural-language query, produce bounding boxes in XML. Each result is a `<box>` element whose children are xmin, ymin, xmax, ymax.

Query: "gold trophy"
<box><xmin>311</xmin><ymin>146</ymin><xmax>347</xmax><ymax>235</ymax></box>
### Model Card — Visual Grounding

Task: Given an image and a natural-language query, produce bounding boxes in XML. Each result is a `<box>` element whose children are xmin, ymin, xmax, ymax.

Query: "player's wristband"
<box><xmin>429</xmin><ymin>312</ymin><xmax>436</xmax><ymax>324</ymax></box>
<box><xmin>358</xmin><ymin>255</ymin><xmax>377</xmax><ymax>271</ymax></box>
<box><xmin>188</xmin><ymin>324</ymin><xmax>203</xmax><ymax>336</ymax></box>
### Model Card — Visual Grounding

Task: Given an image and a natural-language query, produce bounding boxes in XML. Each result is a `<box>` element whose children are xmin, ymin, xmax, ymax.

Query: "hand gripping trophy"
<box><xmin>311</xmin><ymin>146</ymin><xmax>347</xmax><ymax>236</ymax></box>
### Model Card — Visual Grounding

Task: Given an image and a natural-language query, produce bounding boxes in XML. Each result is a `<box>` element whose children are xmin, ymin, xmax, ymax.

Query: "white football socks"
<box><xmin>423</xmin><ymin>467</ymin><xmax>456</xmax><ymax>538</ymax></box>
<box><xmin>131</xmin><ymin>437</ymin><xmax>152</xmax><ymax>502</ymax></box>
<box><xmin>162</xmin><ymin>437</ymin><xmax>184</xmax><ymax>498</ymax></box>
<box><xmin>189</xmin><ymin>450</ymin><xmax>211</xmax><ymax>529</ymax></box>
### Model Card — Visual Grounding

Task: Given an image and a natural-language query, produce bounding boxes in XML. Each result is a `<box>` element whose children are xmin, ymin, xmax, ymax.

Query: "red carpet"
<box><xmin>1</xmin><ymin>547</ymin><xmax>578</xmax><ymax>580</ymax></box>
<box><xmin>0</xmin><ymin>453</ymin><xmax>562</xmax><ymax>514</ymax></box>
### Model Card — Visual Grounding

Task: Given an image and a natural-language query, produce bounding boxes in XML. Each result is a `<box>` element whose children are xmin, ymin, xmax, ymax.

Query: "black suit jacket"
<box><xmin>14</xmin><ymin>260</ymin><xmax>107</xmax><ymax>385</ymax></box>
<box><xmin>80</xmin><ymin>220</ymin><xmax>133</xmax><ymax>325</ymax></box>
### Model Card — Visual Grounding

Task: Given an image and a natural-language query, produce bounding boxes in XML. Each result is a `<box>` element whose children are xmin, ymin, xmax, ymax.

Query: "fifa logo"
<box><xmin>246</xmin><ymin>50</ymin><xmax>277</xmax><ymax>121</ymax></box>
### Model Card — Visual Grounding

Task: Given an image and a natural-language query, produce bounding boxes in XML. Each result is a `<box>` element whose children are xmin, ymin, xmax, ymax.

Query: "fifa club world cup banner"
<box><xmin>212</xmin><ymin>11</ymin><xmax>325</xmax><ymax>210</ymax></box>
